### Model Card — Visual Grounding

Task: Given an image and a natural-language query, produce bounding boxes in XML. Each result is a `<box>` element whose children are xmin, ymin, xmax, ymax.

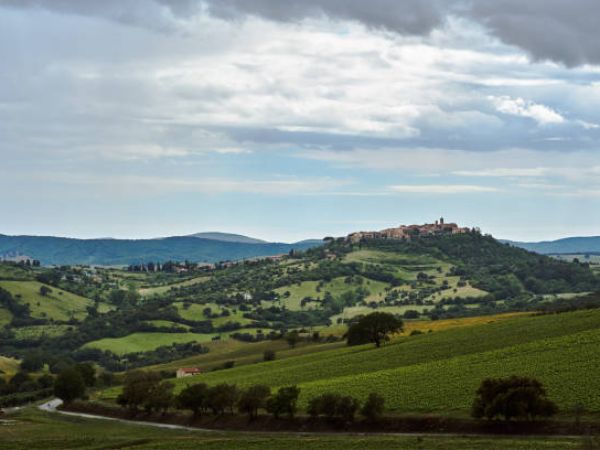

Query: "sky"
<box><xmin>1</xmin><ymin>0</ymin><xmax>600</xmax><ymax>242</ymax></box>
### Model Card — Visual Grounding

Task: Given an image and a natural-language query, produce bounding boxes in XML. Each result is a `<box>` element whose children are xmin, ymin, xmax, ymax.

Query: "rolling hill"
<box><xmin>99</xmin><ymin>307</ymin><xmax>600</xmax><ymax>416</ymax></box>
<box><xmin>0</xmin><ymin>233</ymin><xmax>321</xmax><ymax>266</ymax></box>
<box><xmin>504</xmin><ymin>236</ymin><xmax>600</xmax><ymax>254</ymax></box>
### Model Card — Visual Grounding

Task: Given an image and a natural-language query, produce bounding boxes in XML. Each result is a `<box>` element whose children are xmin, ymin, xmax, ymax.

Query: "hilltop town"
<box><xmin>346</xmin><ymin>218</ymin><xmax>473</xmax><ymax>243</ymax></box>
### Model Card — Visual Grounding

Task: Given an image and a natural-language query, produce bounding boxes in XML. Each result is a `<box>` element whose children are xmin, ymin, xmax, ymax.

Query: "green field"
<box><xmin>0</xmin><ymin>281</ymin><xmax>94</xmax><ymax>321</ymax></box>
<box><xmin>0</xmin><ymin>307</ymin><xmax>12</xmax><ymax>326</ymax></box>
<box><xmin>100</xmin><ymin>309</ymin><xmax>600</xmax><ymax>416</ymax></box>
<box><xmin>139</xmin><ymin>338</ymin><xmax>344</xmax><ymax>374</ymax></box>
<box><xmin>83</xmin><ymin>331</ymin><xmax>220</xmax><ymax>355</ymax></box>
<box><xmin>174</xmin><ymin>302</ymin><xmax>255</xmax><ymax>326</ymax></box>
<box><xmin>274</xmin><ymin>276</ymin><xmax>393</xmax><ymax>311</ymax></box>
<box><xmin>0</xmin><ymin>408</ymin><xmax>585</xmax><ymax>450</ymax></box>
<box><xmin>0</xmin><ymin>355</ymin><xmax>19</xmax><ymax>377</ymax></box>
<box><xmin>13</xmin><ymin>324</ymin><xmax>73</xmax><ymax>340</ymax></box>
<box><xmin>144</xmin><ymin>320</ymin><xmax>192</xmax><ymax>330</ymax></box>
<box><xmin>0</xmin><ymin>263</ymin><xmax>36</xmax><ymax>281</ymax></box>
<box><xmin>139</xmin><ymin>276</ymin><xmax>210</xmax><ymax>296</ymax></box>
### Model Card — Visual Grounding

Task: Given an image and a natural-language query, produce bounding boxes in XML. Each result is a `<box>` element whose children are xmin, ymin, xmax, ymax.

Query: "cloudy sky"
<box><xmin>2</xmin><ymin>0</ymin><xmax>600</xmax><ymax>242</ymax></box>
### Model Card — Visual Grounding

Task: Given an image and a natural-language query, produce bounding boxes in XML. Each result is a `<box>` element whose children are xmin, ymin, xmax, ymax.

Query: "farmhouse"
<box><xmin>176</xmin><ymin>367</ymin><xmax>202</xmax><ymax>378</ymax></box>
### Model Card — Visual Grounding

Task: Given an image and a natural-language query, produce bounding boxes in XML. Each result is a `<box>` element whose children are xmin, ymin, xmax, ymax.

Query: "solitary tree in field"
<box><xmin>347</xmin><ymin>312</ymin><xmax>403</xmax><ymax>347</ymax></box>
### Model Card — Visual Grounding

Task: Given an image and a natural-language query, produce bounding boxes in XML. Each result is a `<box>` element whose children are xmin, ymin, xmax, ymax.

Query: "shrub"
<box><xmin>360</xmin><ymin>393</ymin><xmax>385</xmax><ymax>422</ymax></box>
<box><xmin>223</xmin><ymin>360</ymin><xmax>235</xmax><ymax>369</ymax></box>
<box><xmin>471</xmin><ymin>376</ymin><xmax>558</xmax><ymax>421</ymax></box>
<box><xmin>263</xmin><ymin>350</ymin><xmax>276</xmax><ymax>361</ymax></box>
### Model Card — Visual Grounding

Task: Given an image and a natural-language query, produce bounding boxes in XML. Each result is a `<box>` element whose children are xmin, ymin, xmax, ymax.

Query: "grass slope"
<box><xmin>0</xmin><ymin>355</ymin><xmax>20</xmax><ymax>377</ymax></box>
<box><xmin>83</xmin><ymin>332</ymin><xmax>220</xmax><ymax>355</ymax></box>
<box><xmin>139</xmin><ymin>276</ymin><xmax>210</xmax><ymax>297</ymax></box>
<box><xmin>100</xmin><ymin>309</ymin><xmax>600</xmax><ymax>415</ymax></box>
<box><xmin>0</xmin><ymin>280</ymin><xmax>94</xmax><ymax>321</ymax></box>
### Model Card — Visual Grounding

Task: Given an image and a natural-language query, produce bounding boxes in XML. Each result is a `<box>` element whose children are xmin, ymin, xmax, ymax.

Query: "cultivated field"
<box><xmin>0</xmin><ymin>408</ymin><xmax>585</xmax><ymax>450</ymax></box>
<box><xmin>100</xmin><ymin>309</ymin><xmax>600</xmax><ymax>416</ymax></box>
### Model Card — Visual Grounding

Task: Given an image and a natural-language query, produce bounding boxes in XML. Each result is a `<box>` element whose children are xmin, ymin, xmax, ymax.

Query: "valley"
<box><xmin>2</xmin><ymin>230</ymin><xmax>600</xmax><ymax>447</ymax></box>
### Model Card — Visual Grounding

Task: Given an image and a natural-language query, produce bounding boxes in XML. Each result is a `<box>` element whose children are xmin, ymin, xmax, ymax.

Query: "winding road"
<box><xmin>37</xmin><ymin>399</ymin><xmax>214</xmax><ymax>432</ymax></box>
<box><xmin>34</xmin><ymin>399</ymin><xmax>586</xmax><ymax>440</ymax></box>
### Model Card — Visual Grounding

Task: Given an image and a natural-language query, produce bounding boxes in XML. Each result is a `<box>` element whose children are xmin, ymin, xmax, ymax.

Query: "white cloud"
<box><xmin>489</xmin><ymin>96</ymin><xmax>565</xmax><ymax>125</ymax></box>
<box><xmin>389</xmin><ymin>184</ymin><xmax>499</xmax><ymax>194</ymax></box>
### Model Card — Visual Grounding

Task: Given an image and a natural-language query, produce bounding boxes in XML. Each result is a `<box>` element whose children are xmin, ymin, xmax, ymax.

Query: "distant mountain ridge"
<box><xmin>187</xmin><ymin>232</ymin><xmax>267</xmax><ymax>244</ymax></box>
<box><xmin>0</xmin><ymin>232</ymin><xmax>321</xmax><ymax>266</ymax></box>
<box><xmin>503</xmin><ymin>236</ymin><xmax>600</xmax><ymax>255</ymax></box>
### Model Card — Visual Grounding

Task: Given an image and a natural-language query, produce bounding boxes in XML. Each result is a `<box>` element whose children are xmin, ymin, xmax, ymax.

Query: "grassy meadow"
<box><xmin>0</xmin><ymin>280</ymin><xmax>94</xmax><ymax>321</ymax></box>
<box><xmin>0</xmin><ymin>408</ymin><xmax>586</xmax><ymax>450</ymax></box>
<box><xmin>83</xmin><ymin>332</ymin><xmax>220</xmax><ymax>355</ymax></box>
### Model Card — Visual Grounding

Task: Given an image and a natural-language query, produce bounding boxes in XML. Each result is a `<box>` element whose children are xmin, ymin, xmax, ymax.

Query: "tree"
<box><xmin>471</xmin><ymin>376</ymin><xmax>558</xmax><ymax>421</ymax></box>
<box><xmin>39</xmin><ymin>285</ymin><xmax>52</xmax><ymax>297</ymax></box>
<box><xmin>238</xmin><ymin>384</ymin><xmax>271</xmax><ymax>419</ymax></box>
<box><xmin>145</xmin><ymin>381</ymin><xmax>174</xmax><ymax>414</ymax></box>
<box><xmin>346</xmin><ymin>312</ymin><xmax>403</xmax><ymax>347</ymax></box>
<box><xmin>177</xmin><ymin>382</ymin><xmax>209</xmax><ymax>417</ymax></box>
<box><xmin>20</xmin><ymin>352</ymin><xmax>45</xmax><ymax>372</ymax></box>
<box><xmin>307</xmin><ymin>393</ymin><xmax>360</xmax><ymax>421</ymax></box>
<box><xmin>75</xmin><ymin>363</ymin><xmax>96</xmax><ymax>387</ymax></box>
<box><xmin>117</xmin><ymin>371</ymin><xmax>161</xmax><ymax>413</ymax></box>
<box><xmin>54</xmin><ymin>368</ymin><xmax>86</xmax><ymax>404</ymax></box>
<box><xmin>266</xmin><ymin>386</ymin><xmax>300</xmax><ymax>419</ymax></box>
<box><xmin>285</xmin><ymin>330</ymin><xmax>300</xmax><ymax>349</ymax></box>
<box><xmin>360</xmin><ymin>393</ymin><xmax>385</xmax><ymax>422</ymax></box>
<box><xmin>206</xmin><ymin>383</ymin><xmax>239</xmax><ymax>415</ymax></box>
<box><xmin>37</xmin><ymin>374</ymin><xmax>54</xmax><ymax>389</ymax></box>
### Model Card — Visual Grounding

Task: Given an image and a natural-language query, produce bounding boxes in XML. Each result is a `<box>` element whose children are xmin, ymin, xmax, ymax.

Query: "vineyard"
<box><xmin>100</xmin><ymin>308</ymin><xmax>600</xmax><ymax>415</ymax></box>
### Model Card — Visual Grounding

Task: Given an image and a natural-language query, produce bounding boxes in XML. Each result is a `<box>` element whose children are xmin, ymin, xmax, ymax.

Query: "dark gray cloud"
<box><xmin>3</xmin><ymin>0</ymin><xmax>600</xmax><ymax>66</ymax></box>
<box><xmin>201</xmin><ymin>0</ymin><xmax>445</xmax><ymax>35</ymax></box>
<box><xmin>468</xmin><ymin>0</ymin><xmax>600</xmax><ymax>67</ymax></box>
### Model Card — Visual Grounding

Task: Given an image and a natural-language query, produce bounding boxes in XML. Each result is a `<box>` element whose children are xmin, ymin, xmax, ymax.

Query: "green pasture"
<box><xmin>13</xmin><ymin>324</ymin><xmax>73</xmax><ymax>340</ymax></box>
<box><xmin>0</xmin><ymin>355</ymin><xmax>19</xmax><ymax>377</ymax></box>
<box><xmin>83</xmin><ymin>331</ymin><xmax>219</xmax><ymax>355</ymax></box>
<box><xmin>0</xmin><ymin>307</ymin><xmax>12</xmax><ymax>326</ymax></box>
<box><xmin>0</xmin><ymin>280</ymin><xmax>94</xmax><ymax>321</ymax></box>
<box><xmin>174</xmin><ymin>302</ymin><xmax>255</xmax><ymax>326</ymax></box>
<box><xmin>139</xmin><ymin>276</ymin><xmax>210</xmax><ymax>296</ymax></box>
<box><xmin>144</xmin><ymin>320</ymin><xmax>192</xmax><ymax>330</ymax></box>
